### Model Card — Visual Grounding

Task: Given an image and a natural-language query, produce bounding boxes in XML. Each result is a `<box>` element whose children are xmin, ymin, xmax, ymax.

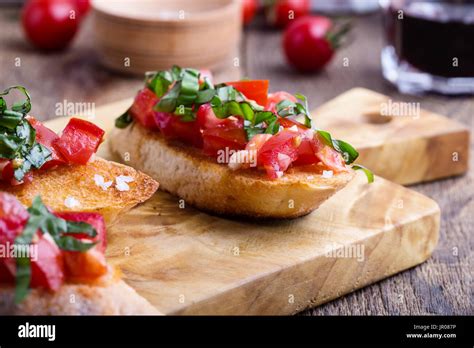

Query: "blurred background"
<box><xmin>0</xmin><ymin>0</ymin><xmax>472</xmax><ymax>315</ymax></box>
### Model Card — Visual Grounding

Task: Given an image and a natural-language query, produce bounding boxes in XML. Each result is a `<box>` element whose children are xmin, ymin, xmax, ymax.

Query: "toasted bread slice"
<box><xmin>0</xmin><ymin>157</ymin><xmax>159</xmax><ymax>225</ymax></box>
<box><xmin>109</xmin><ymin>123</ymin><xmax>355</xmax><ymax>218</ymax></box>
<box><xmin>0</xmin><ymin>272</ymin><xmax>159</xmax><ymax>315</ymax></box>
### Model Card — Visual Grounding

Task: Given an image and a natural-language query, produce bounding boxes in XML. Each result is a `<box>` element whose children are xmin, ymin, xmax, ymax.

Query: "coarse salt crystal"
<box><xmin>64</xmin><ymin>196</ymin><xmax>80</xmax><ymax>208</ymax></box>
<box><xmin>115</xmin><ymin>175</ymin><xmax>134</xmax><ymax>192</ymax></box>
<box><xmin>94</xmin><ymin>174</ymin><xmax>113</xmax><ymax>191</ymax></box>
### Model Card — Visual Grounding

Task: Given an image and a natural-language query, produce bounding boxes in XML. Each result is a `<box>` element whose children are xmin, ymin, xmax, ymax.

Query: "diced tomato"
<box><xmin>245</xmin><ymin>133</ymin><xmax>272</xmax><ymax>152</ymax></box>
<box><xmin>257</xmin><ymin>129</ymin><xmax>301</xmax><ymax>179</ymax></box>
<box><xmin>54</xmin><ymin>212</ymin><xmax>106</xmax><ymax>253</ymax></box>
<box><xmin>202</xmin><ymin>125</ymin><xmax>247</xmax><ymax>157</ymax></box>
<box><xmin>226</xmin><ymin>80</ymin><xmax>269</xmax><ymax>107</ymax></box>
<box><xmin>154</xmin><ymin>112</ymin><xmax>203</xmax><ymax>148</ymax></box>
<box><xmin>0</xmin><ymin>192</ymin><xmax>29</xmax><ymax>245</ymax></box>
<box><xmin>311</xmin><ymin>133</ymin><xmax>347</xmax><ymax>172</ymax></box>
<box><xmin>27</xmin><ymin>116</ymin><xmax>66</xmax><ymax>170</ymax></box>
<box><xmin>265</xmin><ymin>91</ymin><xmax>297</xmax><ymax>113</ymax></box>
<box><xmin>30</xmin><ymin>234</ymin><xmax>65</xmax><ymax>291</ymax></box>
<box><xmin>55</xmin><ymin>118</ymin><xmax>105</xmax><ymax>165</ymax></box>
<box><xmin>197</xmin><ymin>103</ymin><xmax>243</xmax><ymax>130</ymax></box>
<box><xmin>293</xmin><ymin>138</ymin><xmax>319</xmax><ymax>166</ymax></box>
<box><xmin>0</xmin><ymin>160</ymin><xmax>14</xmax><ymax>183</ymax></box>
<box><xmin>63</xmin><ymin>248</ymin><xmax>108</xmax><ymax>280</ymax></box>
<box><xmin>130</xmin><ymin>88</ymin><xmax>160</xmax><ymax>129</ymax></box>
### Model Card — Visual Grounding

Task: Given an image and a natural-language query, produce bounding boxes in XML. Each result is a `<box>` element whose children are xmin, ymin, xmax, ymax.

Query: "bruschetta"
<box><xmin>0</xmin><ymin>192</ymin><xmax>158</xmax><ymax>315</ymax></box>
<box><xmin>109</xmin><ymin>67</ymin><xmax>372</xmax><ymax>218</ymax></box>
<box><xmin>0</xmin><ymin>86</ymin><xmax>159</xmax><ymax>224</ymax></box>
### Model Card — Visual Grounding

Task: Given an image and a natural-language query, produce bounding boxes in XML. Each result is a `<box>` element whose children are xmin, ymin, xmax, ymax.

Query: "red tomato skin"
<box><xmin>22</xmin><ymin>0</ymin><xmax>80</xmax><ymax>51</ymax></box>
<box><xmin>202</xmin><ymin>127</ymin><xmax>247</xmax><ymax>157</ymax></box>
<box><xmin>30</xmin><ymin>234</ymin><xmax>65</xmax><ymax>292</ymax></box>
<box><xmin>266</xmin><ymin>0</ymin><xmax>310</xmax><ymax>28</ymax></box>
<box><xmin>55</xmin><ymin>118</ymin><xmax>105</xmax><ymax>165</ymax></box>
<box><xmin>225</xmin><ymin>80</ymin><xmax>269</xmax><ymax>107</ymax></box>
<box><xmin>257</xmin><ymin>130</ymin><xmax>300</xmax><ymax>179</ymax></box>
<box><xmin>242</xmin><ymin>0</ymin><xmax>258</xmax><ymax>25</ymax></box>
<box><xmin>130</xmin><ymin>88</ymin><xmax>160</xmax><ymax>130</ymax></box>
<box><xmin>283</xmin><ymin>16</ymin><xmax>335</xmax><ymax>72</ymax></box>
<box><xmin>27</xmin><ymin>116</ymin><xmax>66</xmax><ymax>170</ymax></box>
<box><xmin>154</xmin><ymin>112</ymin><xmax>203</xmax><ymax>148</ymax></box>
<box><xmin>75</xmin><ymin>0</ymin><xmax>90</xmax><ymax>17</ymax></box>
<box><xmin>0</xmin><ymin>260</ymin><xmax>15</xmax><ymax>283</ymax></box>
<box><xmin>54</xmin><ymin>212</ymin><xmax>106</xmax><ymax>253</ymax></box>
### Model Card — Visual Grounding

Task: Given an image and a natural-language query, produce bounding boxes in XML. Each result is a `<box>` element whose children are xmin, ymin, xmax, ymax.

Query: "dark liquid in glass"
<box><xmin>385</xmin><ymin>1</ymin><xmax>474</xmax><ymax>77</ymax></box>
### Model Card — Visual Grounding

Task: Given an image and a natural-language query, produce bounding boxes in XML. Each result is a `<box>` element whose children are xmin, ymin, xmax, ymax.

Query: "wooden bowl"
<box><xmin>91</xmin><ymin>0</ymin><xmax>241</xmax><ymax>75</ymax></box>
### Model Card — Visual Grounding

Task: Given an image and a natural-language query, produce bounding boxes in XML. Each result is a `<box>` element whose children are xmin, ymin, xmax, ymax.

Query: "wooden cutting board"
<box><xmin>314</xmin><ymin>88</ymin><xmax>470</xmax><ymax>185</ymax></box>
<box><xmin>44</xmin><ymin>92</ymin><xmax>441</xmax><ymax>315</ymax></box>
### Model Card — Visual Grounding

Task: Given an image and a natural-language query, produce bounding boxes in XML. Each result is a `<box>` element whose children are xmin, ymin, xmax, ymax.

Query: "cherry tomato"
<box><xmin>30</xmin><ymin>233</ymin><xmax>65</xmax><ymax>291</ymax></box>
<box><xmin>130</xmin><ymin>88</ymin><xmax>160</xmax><ymax>130</ymax></box>
<box><xmin>226</xmin><ymin>80</ymin><xmax>269</xmax><ymax>107</ymax></box>
<box><xmin>202</xmin><ymin>125</ymin><xmax>247</xmax><ymax>157</ymax></box>
<box><xmin>265</xmin><ymin>91</ymin><xmax>297</xmax><ymax>113</ymax></box>
<box><xmin>27</xmin><ymin>116</ymin><xmax>66</xmax><ymax>170</ymax></box>
<box><xmin>55</xmin><ymin>118</ymin><xmax>105</xmax><ymax>165</ymax></box>
<box><xmin>75</xmin><ymin>0</ymin><xmax>90</xmax><ymax>17</ymax></box>
<box><xmin>284</xmin><ymin>16</ymin><xmax>343</xmax><ymax>72</ymax></box>
<box><xmin>257</xmin><ymin>129</ymin><xmax>300</xmax><ymax>179</ymax></box>
<box><xmin>22</xmin><ymin>0</ymin><xmax>80</xmax><ymax>51</ymax></box>
<box><xmin>55</xmin><ymin>212</ymin><xmax>106</xmax><ymax>253</ymax></box>
<box><xmin>242</xmin><ymin>0</ymin><xmax>258</xmax><ymax>26</ymax></box>
<box><xmin>265</xmin><ymin>0</ymin><xmax>310</xmax><ymax>28</ymax></box>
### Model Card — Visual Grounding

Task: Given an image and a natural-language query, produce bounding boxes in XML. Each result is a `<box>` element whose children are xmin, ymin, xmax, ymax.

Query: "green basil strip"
<box><xmin>352</xmin><ymin>164</ymin><xmax>375</xmax><ymax>183</ymax></box>
<box><xmin>0</xmin><ymin>86</ymin><xmax>32</xmax><ymax>114</ymax></box>
<box><xmin>115</xmin><ymin>109</ymin><xmax>133</xmax><ymax>129</ymax></box>
<box><xmin>53</xmin><ymin>235</ymin><xmax>97</xmax><ymax>252</ymax></box>
<box><xmin>317</xmin><ymin>130</ymin><xmax>359</xmax><ymax>164</ymax></box>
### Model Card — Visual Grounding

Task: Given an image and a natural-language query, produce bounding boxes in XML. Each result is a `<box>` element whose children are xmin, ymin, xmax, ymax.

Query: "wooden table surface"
<box><xmin>0</xmin><ymin>7</ymin><xmax>472</xmax><ymax>315</ymax></box>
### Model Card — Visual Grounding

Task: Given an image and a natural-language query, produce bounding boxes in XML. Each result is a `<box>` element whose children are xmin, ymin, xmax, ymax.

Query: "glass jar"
<box><xmin>381</xmin><ymin>0</ymin><xmax>474</xmax><ymax>94</ymax></box>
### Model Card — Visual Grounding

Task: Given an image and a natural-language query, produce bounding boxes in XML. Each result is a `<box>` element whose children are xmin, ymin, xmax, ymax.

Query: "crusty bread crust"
<box><xmin>0</xmin><ymin>277</ymin><xmax>159</xmax><ymax>315</ymax></box>
<box><xmin>109</xmin><ymin>123</ymin><xmax>355</xmax><ymax>218</ymax></box>
<box><xmin>0</xmin><ymin>157</ymin><xmax>159</xmax><ymax>225</ymax></box>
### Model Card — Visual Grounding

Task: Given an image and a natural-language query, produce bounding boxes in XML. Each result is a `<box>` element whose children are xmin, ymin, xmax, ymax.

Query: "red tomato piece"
<box><xmin>257</xmin><ymin>129</ymin><xmax>301</xmax><ymax>179</ymax></box>
<box><xmin>293</xmin><ymin>138</ymin><xmax>319</xmax><ymax>166</ymax></box>
<box><xmin>30</xmin><ymin>234</ymin><xmax>65</xmax><ymax>291</ymax></box>
<box><xmin>196</xmin><ymin>104</ymin><xmax>243</xmax><ymax>130</ymax></box>
<box><xmin>55</xmin><ymin>118</ymin><xmax>105</xmax><ymax>165</ymax></box>
<box><xmin>202</xmin><ymin>127</ymin><xmax>247</xmax><ymax>157</ymax></box>
<box><xmin>0</xmin><ymin>192</ymin><xmax>29</xmax><ymax>245</ymax></box>
<box><xmin>130</xmin><ymin>88</ymin><xmax>160</xmax><ymax>129</ymax></box>
<box><xmin>311</xmin><ymin>133</ymin><xmax>347</xmax><ymax>172</ymax></box>
<box><xmin>54</xmin><ymin>212</ymin><xmax>106</xmax><ymax>253</ymax></box>
<box><xmin>265</xmin><ymin>91</ymin><xmax>297</xmax><ymax>113</ymax></box>
<box><xmin>63</xmin><ymin>248</ymin><xmax>108</xmax><ymax>280</ymax></box>
<box><xmin>245</xmin><ymin>133</ymin><xmax>272</xmax><ymax>152</ymax></box>
<box><xmin>0</xmin><ymin>259</ymin><xmax>15</xmax><ymax>283</ymax></box>
<box><xmin>27</xmin><ymin>116</ymin><xmax>66</xmax><ymax>169</ymax></box>
<box><xmin>154</xmin><ymin>112</ymin><xmax>203</xmax><ymax>148</ymax></box>
<box><xmin>225</xmin><ymin>80</ymin><xmax>269</xmax><ymax>107</ymax></box>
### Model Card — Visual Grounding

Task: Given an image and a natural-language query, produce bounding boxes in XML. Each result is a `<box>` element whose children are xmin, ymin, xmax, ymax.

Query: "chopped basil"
<box><xmin>0</xmin><ymin>86</ymin><xmax>53</xmax><ymax>181</ymax></box>
<box><xmin>275</xmin><ymin>94</ymin><xmax>312</xmax><ymax>128</ymax></box>
<box><xmin>115</xmin><ymin>109</ymin><xmax>133</xmax><ymax>129</ymax></box>
<box><xmin>352</xmin><ymin>164</ymin><xmax>375</xmax><ymax>183</ymax></box>
<box><xmin>317</xmin><ymin>130</ymin><xmax>359</xmax><ymax>165</ymax></box>
<box><xmin>14</xmin><ymin>196</ymin><xmax>98</xmax><ymax>303</ymax></box>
